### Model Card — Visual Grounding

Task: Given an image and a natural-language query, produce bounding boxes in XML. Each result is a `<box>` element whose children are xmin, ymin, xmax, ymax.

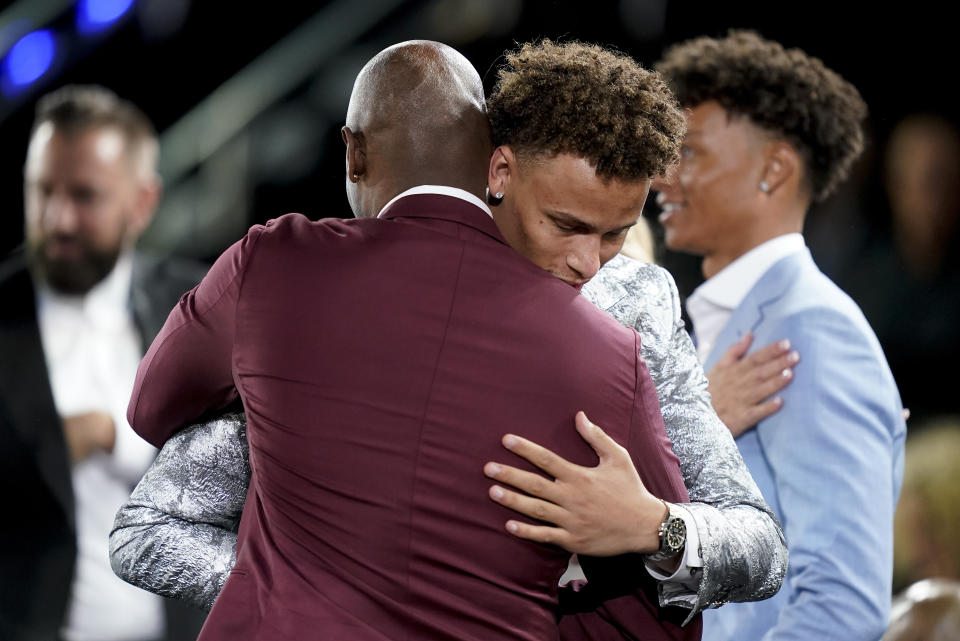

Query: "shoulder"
<box><xmin>257</xmin><ymin>212</ymin><xmax>367</xmax><ymax>240</ymax></box>
<box><xmin>584</xmin><ymin>255</ymin><xmax>679</xmax><ymax>335</ymax></box>
<box><xmin>592</xmin><ymin>253</ymin><xmax>672</xmax><ymax>289</ymax></box>
<box><xmin>245</xmin><ymin>213</ymin><xmax>387</xmax><ymax>262</ymax></box>
<box><xmin>0</xmin><ymin>248</ymin><xmax>36</xmax><ymax>310</ymax></box>
<box><xmin>0</xmin><ymin>247</ymin><xmax>29</xmax><ymax>287</ymax></box>
<box><xmin>133</xmin><ymin>251</ymin><xmax>209</xmax><ymax>295</ymax></box>
<box><xmin>760</xmin><ymin>259</ymin><xmax>878</xmax><ymax>349</ymax></box>
<box><xmin>756</xmin><ymin>265</ymin><xmax>901</xmax><ymax>420</ymax></box>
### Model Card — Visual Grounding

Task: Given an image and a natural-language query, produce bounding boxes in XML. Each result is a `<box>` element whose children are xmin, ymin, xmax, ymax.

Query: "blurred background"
<box><xmin>2</xmin><ymin>0</ymin><xmax>958</xmax><ymax>594</ymax></box>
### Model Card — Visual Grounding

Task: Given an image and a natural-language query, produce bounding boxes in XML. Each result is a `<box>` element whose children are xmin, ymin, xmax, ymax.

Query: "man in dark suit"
<box><xmin>123</xmin><ymin>41</ymin><xmax>695</xmax><ymax>641</ymax></box>
<box><xmin>0</xmin><ymin>86</ymin><xmax>206</xmax><ymax>641</ymax></box>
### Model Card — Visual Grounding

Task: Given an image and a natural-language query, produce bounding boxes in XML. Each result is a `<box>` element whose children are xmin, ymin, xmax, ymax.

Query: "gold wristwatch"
<box><xmin>649</xmin><ymin>500</ymin><xmax>686</xmax><ymax>561</ymax></box>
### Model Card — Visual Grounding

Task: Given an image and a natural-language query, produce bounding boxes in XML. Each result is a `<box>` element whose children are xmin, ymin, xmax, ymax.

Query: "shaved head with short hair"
<box><xmin>342</xmin><ymin>40</ymin><xmax>492</xmax><ymax>218</ymax></box>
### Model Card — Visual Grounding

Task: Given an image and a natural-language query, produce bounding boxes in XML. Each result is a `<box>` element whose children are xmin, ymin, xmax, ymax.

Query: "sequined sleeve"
<box><xmin>583</xmin><ymin>255</ymin><xmax>787</xmax><ymax>615</ymax></box>
<box><xmin>109</xmin><ymin>412</ymin><xmax>249</xmax><ymax>611</ymax></box>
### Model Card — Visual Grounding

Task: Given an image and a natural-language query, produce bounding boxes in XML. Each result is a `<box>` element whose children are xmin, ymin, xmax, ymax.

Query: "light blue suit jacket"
<box><xmin>701</xmin><ymin>249</ymin><xmax>906</xmax><ymax>641</ymax></box>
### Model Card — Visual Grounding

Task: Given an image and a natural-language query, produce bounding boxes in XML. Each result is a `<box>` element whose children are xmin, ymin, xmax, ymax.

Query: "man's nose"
<box><xmin>43</xmin><ymin>195</ymin><xmax>80</xmax><ymax>234</ymax></box>
<box><xmin>567</xmin><ymin>236</ymin><xmax>602</xmax><ymax>282</ymax></box>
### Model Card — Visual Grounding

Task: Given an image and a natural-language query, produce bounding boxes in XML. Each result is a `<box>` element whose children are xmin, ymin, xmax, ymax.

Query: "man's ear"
<box><xmin>488</xmin><ymin>145</ymin><xmax>516</xmax><ymax>196</ymax></box>
<box><xmin>129</xmin><ymin>173</ymin><xmax>162</xmax><ymax>240</ymax></box>
<box><xmin>342</xmin><ymin>126</ymin><xmax>366</xmax><ymax>182</ymax></box>
<box><xmin>760</xmin><ymin>141</ymin><xmax>799</xmax><ymax>195</ymax></box>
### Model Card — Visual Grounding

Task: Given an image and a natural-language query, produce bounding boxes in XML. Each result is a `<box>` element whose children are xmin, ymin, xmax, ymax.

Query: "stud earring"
<box><xmin>486</xmin><ymin>187</ymin><xmax>504</xmax><ymax>206</ymax></box>
<box><xmin>759</xmin><ymin>181</ymin><xmax>770</xmax><ymax>193</ymax></box>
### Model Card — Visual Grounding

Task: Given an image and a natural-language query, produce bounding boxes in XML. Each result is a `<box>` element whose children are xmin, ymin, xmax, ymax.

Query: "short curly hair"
<box><xmin>655</xmin><ymin>30</ymin><xmax>867</xmax><ymax>202</ymax></box>
<box><xmin>488</xmin><ymin>39</ymin><xmax>684</xmax><ymax>181</ymax></box>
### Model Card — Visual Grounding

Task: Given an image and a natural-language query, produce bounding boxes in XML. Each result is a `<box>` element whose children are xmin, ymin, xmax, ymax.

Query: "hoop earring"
<box><xmin>486</xmin><ymin>187</ymin><xmax>504</xmax><ymax>206</ymax></box>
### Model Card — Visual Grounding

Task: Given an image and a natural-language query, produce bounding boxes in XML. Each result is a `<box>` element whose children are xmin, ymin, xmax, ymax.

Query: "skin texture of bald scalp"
<box><xmin>341</xmin><ymin>40</ymin><xmax>493</xmax><ymax>219</ymax></box>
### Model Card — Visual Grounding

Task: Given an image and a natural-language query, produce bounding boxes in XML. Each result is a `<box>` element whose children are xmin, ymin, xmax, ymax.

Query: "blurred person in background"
<box><xmin>619</xmin><ymin>215</ymin><xmax>656</xmax><ymax>263</ymax></box>
<box><xmin>0</xmin><ymin>85</ymin><xmax>206</xmax><ymax>641</ymax></box>
<box><xmin>649</xmin><ymin>30</ymin><xmax>906</xmax><ymax>640</ymax></box>
<box><xmin>893</xmin><ymin>418</ymin><xmax>960</xmax><ymax>593</ymax></box>
<box><xmin>883</xmin><ymin>579</ymin><xmax>960</xmax><ymax>641</ymax></box>
<box><xmin>842</xmin><ymin>114</ymin><xmax>960</xmax><ymax>423</ymax></box>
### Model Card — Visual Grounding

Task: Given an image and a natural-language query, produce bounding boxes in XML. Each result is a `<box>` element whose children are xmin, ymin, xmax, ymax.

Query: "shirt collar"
<box><xmin>692</xmin><ymin>233</ymin><xmax>805</xmax><ymax>310</ymax></box>
<box><xmin>377</xmin><ymin>185</ymin><xmax>493</xmax><ymax>219</ymax></box>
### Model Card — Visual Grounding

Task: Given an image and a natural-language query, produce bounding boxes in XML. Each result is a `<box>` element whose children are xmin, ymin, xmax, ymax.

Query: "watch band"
<box><xmin>649</xmin><ymin>499</ymin><xmax>686</xmax><ymax>561</ymax></box>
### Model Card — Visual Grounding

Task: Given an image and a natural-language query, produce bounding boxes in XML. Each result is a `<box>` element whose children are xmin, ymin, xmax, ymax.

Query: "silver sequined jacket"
<box><xmin>109</xmin><ymin>254</ymin><xmax>787</xmax><ymax>616</ymax></box>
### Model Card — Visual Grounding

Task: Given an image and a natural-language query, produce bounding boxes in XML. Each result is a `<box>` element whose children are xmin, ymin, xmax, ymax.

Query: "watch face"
<box><xmin>665</xmin><ymin>517</ymin><xmax>686</xmax><ymax>552</ymax></box>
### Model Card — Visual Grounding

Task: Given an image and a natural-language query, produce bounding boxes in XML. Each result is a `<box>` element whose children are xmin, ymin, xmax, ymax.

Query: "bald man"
<box><xmin>115</xmin><ymin>41</ymin><xmax>693</xmax><ymax>641</ymax></box>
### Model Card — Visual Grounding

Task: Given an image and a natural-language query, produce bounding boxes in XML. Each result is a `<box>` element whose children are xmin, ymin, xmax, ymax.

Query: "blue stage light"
<box><xmin>77</xmin><ymin>0</ymin><xmax>135</xmax><ymax>34</ymax></box>
<box><xmin>3</xmin><ymin>30</ymin><xmax>56</xmax><ymax>87</ymax></box>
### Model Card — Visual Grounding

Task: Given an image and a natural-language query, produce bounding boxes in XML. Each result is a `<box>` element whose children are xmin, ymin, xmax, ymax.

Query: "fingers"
<box><xmin>728</xmin><ymin>396</ymin><xmax>785</xmax><ymax>438</ymax></box>
<box><xmin>747</xmin><ymin>338</ymin><xmax>791</xmax><ymax>362</ymax></box>
<box><xmin>743</xmin><ymin>341</ymin><xmax>800</xmax><ymax>383</ymax></box>
<box><xmin>574</xmin><ymin>412</ymin><xmax>625</xmax><ymax>463</ymax></box>
<box><xmin>747</xmin><ymin>396</ymin><xmax>785</xmax><ymax>425</ymax></box>
<box><xmin>499</xmin><ymin>433</ymin><xmax>574</xmax><ymax>478</ymax></box>
<box><xmin>502</xmin><ymin>520</ymin><xmax>566</xmax><ymax>547</ymax></box>
<box><xmin>484</xmin><ymin>461</ymin><xmax>562</xmax><ymax>504</ymax></box>
<box><xmin>488</xmin><ymin>485</ymin><xmax>566</xmax><ymax>525</ymax></box>
<box><xmin>751</xmin><ymin>365</ymin><xmax>794</xmax><ymax>400</ymax></box>
<box><xmin>718</xmin><ymin>332</ymin><xmax>754</xmax><ymax>365</ymax></box>
<box><xmin>745</xmin><ymin>339</ymin><xmax>798</xmax><ymax>369</ymax></box>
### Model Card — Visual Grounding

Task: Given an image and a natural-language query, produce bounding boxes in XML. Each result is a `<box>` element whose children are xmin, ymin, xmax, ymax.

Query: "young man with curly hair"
<box><xmin>481</xmin><ymin>40</ymin><xmax>786</xmax><ymax>636</ymax></box>
<box><xmin>652</xmin><ymin>30</ymin><xmax>906</xmax><ymax>641</ymax></box>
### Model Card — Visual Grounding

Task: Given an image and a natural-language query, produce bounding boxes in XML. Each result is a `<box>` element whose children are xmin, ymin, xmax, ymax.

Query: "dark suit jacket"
<box><xmin>128</xmin><ymin>194</ymin><xmax>693</xmax><ymax>641</ymax></box>
<box><xmin>0</xmin><ymin>248</ymin><xmax>207</xmax><ymax>641</ymax></box>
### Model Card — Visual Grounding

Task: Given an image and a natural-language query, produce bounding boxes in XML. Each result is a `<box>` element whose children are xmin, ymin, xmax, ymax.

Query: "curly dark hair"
<box><xmin>488</xmin><ymin>39</ymin><xmax>684</xmax><ymax>181</ymax></box>
<box><xmin>655</xmin><ymin>30</ymin><xmax>867</xmax><ymax>202</ymax></box>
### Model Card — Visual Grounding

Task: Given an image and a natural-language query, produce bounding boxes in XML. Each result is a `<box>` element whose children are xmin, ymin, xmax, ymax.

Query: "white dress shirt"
<box><xmin>37</xmin><ymin>253</ymin><xmax>165</xmax><ymax>641</ymax></box>
<box><xmin>687</xmin><ymin>234</ymin><xmax>806</xmax><ymax>363</ymax></box>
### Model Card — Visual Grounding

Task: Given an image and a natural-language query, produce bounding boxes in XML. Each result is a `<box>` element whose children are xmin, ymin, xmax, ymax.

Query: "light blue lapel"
<box><xmin>702</xmin><ymin>249</ymin><xmax>811</xmax><ymax>371</ymax></box>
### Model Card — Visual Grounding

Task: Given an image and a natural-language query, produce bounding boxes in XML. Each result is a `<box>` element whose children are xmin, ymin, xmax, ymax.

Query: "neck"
<box><xmin>701</xmin><ymin>204</ymin><xmax>805</xmax><ymax>279</ymax></box>
<box><xmin>379</xmin><ymin>172</ymin><xmax>485</xmax><ymax>210</ymax></box>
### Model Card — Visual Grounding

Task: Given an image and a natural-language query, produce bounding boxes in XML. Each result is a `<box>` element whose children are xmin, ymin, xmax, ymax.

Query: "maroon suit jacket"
<box><xmin>128</xmin><ymin>193</ymin><xmax>696</xmax><ymax>641</ymax></box>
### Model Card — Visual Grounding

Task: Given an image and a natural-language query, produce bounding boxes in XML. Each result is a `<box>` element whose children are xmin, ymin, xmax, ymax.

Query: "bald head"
<box><xmin>347</xmin><ymin>40</ymin><xmax>485</xmax><ymax>132</ymax></box>
<box><xmin>342</xmin><ymin>41</ymin><xmax>492</xmax><ymax>217</ymax></box>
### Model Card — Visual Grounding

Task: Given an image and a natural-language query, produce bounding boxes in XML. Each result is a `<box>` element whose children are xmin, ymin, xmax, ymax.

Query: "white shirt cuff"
<box><xmin>644</xmin><ymin>503</ymin><xmax>703</xmax><ymax>588</ymax></box>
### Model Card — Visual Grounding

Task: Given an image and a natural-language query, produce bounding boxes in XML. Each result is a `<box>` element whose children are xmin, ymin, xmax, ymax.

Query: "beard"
<box><xmin>28</xmin><ymin>233</ymin><xmax>123</xmax><ymax>295</ymax></box>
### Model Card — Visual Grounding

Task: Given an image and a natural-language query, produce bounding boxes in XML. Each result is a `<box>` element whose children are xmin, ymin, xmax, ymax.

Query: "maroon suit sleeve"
<box><xmin>558</xmin><ymin>332</ymin><xmax>700</xmax><ymax>641</ymax></box>
<box><xmin>127</xmin><ymin>226</ymin><xmax>265</xmax><ymax>447</ymax></box>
